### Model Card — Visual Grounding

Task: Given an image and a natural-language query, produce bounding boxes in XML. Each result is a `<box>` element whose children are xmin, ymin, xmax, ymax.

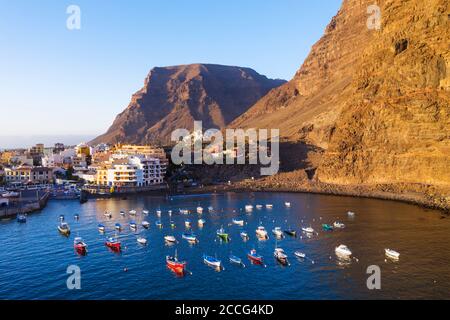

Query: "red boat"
<box><xmin>74</xmin><ymin>237</ymin><xmax>87</xmax><ymax>254</ymax></box>
<box><xmin>166</xmin><ymin>250</ymin><xmax>186</xmax><ymax>274</ymax></box>
<box><xmin>247</xmin><ymin>249</ymin><xmax>264</xmax><ymax>264</ymax></box>
<box><xmin>105</xmin><ymin>237</ymin><xmax>121</xmax><ymax>251</ymax></box>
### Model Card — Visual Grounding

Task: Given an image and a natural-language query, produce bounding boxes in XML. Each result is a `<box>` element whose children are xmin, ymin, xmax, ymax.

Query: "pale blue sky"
<box><xmin>0</xmin><ymin>0</ymin><xmax>341</xmax><ymax>147</ymax></box>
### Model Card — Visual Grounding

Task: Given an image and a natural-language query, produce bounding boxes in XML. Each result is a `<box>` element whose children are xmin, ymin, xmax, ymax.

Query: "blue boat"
<box><xmin>115</xmin><ymin>223</ymin><xmax>122</xmax><ymax>231</ymax></box>
<box><xmin>203</xmin><ymin>254</ymin><xmax>222</xmax><ymax>269</ymax></box>
<box><xmin>182</xmin><ymin>232</ymin><xmax>198</xmax><ymax>243</ymax></box>
<box><xmin>98</xmin><ymin>224</ymin><xmax>106</xmax><ymax>232</ymax></box>
<box><xmin>229</xmin><ymin>255</ymin><xmax>245</xmax><ymax>267</ymax></box>
<box><xmin>130</xmin><ymin>220</ymin><xmax>137</xmax><ymax>230</ymax></box>
<box><xmin>17</xmin><ymin>214</ymin><xmax>27</xmax><ymax>223</ymax></box>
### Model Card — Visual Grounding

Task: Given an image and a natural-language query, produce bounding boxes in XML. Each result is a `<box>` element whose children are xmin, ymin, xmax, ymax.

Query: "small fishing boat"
<box><xmin>240</xmin><ymin>231</ymin><xmax>249</xmax><ymax>240</ymax></box>
<box><xmin>256</xmin><ymin>226</ymin><xmax>269</xmax><ymax>239</ymax></box>
<box><xmin>216</xmin><ymin>226</ymin><xmax>229</xmax><ymax>241</ymax></box>
<box><xmin>156</xmin><ymin>210</ymin><xmax>162</xmax><ymax>217</ymax></box>
<box><xmin>59</xmin><ymin>215</ymin><xmax>65</xmax><ymax>221</ymax></box>
<box><xmin>232</xmin><ymin>218</ymin><xmax>244</xmax><ymax>226</ymax></box>
<box><xmin>266</xmin><ymin>204</ymin><xmax>273</xmax><ymax>209</ymax></box>
<box><xmin>347</xmin><ymin>211</ymin><xmax>355</xmax><ymax>217</ymax></box>
<box><xmin>335</xmin><ymin>244</ymin><xmax>352</xmax><ymax>257</ymax></box>
<box><xmin>272</xmin><ymin>227</ymin><xmax>284</xmax><ymax>238</ymax></box>
<box><xmin>285</xmin><ymin>202</ymin><xmax>291</xmax><ymax>207</ymax></box>
<box><xmin>130</xmin><ymin>220</ymin><xmax>137</xmax><ymax>230</ymax></box>
<box><xmin>208</xmin><ymin>206</ymin><xmax>214</xmax><ymax>213</ymax></box>
<box><xmin>164</xmin><ymin>235</ymin><xmax>177</xmax><ymax>243</ymax></box>
<box><xmin>245</xmin><ymin>205</ymin><xmax>253</xmax><ymax>212</ymax></box>
<box><xmin>155</xmin><ymin>220</ymin><xmax>163</xmax><ymax>228</ymax></box>
<box><xmin>129</xmin><ymin>210</ymin><xmax>137</xmax><ymax>215</ymax></box>
<box><xmin>115</xmin><ymin>223</ymin><xmax>122</xmax><ymax>231</ymax></box>
<box><xmin>247</xmin><ymin>249</ymin><xmax>263</xmax><ymax>264</ymax></box>
<box><xmin>180</xmin><ymin>209</ymin><xmax>190</xmax><ymax>215</ymax></box>
<box><xmin>302</xmin><ymin>226</ymin><xmax>314</xmax><ymax>233</ymax></box>
<box><xmin>185</xmin><ymin>219</ymin><xmax>192</xmax><ymax>228</ymax></box>
<box><xmin>168</xmin><ymin>210</ymin><xmax>173</xmax><ymax>216</ymax></box>
<box><xmin>74</xmin><ymin>237</ymin><xmax>87</xmax><ymax>253</ymax></box>
<box><xmin>98</xmin><ymin>224</ymin><xmax>106</xmax><ymax>232</ymax></box>
<box><xmin>182</xmin><ymin>232</ymin><xmax>198</xmax><ymax>243</ymax></box>
<box><xmin>58</xmin><ymin>222</ymin><xmax>71</xmax><ymax>235</ymax></box>
<box><xmin>142</xmin><ymin>210</ymin><xmax>149</xmax><ymax>215</ymax></box>
<box><xmin>284</xmin><ymin>229</ymin><xmax>296</xmax><ymax>237</ymax></box>
<box><xmin>141</xmin><ymin>221</ymin><xmax>150</xmax><ymax>229</ymax></box>
<box><xmin>74</xmin><ymin>214</ymin><xmax>80</xmax><ymax>220</ymax></box>
<box><xmin>170</xmin><ymin>220</ymin><xmax>175</xmax><ymax>228</ymax></box>
<box><xmin>198</xmin><ymin>218</ymin><xmax>206</xmax><ymax>227</ymax></box>
<box><xmin>105</xmin><ymin>237</ymin><xmax>121</xmax><ymax>251</ymax></box>
<box><xmin>203</xmin><ymin>254</ymin><xmax>222</xmax><ymax>269</ymax></box>
<box><xmin>120</xmin><ymin>210</ymin><xmax>125</xmax><ymax>216</ymax></box>
<box><xmin>274</xmin><ymin>248</ymin><xmax>289</xmax><ymax>265</ymax></box>
<box><xmin>255</xmin><ymin>205</ymin><xmax>263</xmax><ymax>209</ymax></box>
<box><xmin>333</xmin><ymin>221</ymin><xmax>345</xmax><ymax>229</ymax></box>
<box><xmin>294</xmin><ymin>251</ymin><xmax>306</xmax><ymax>259</ymax></box>
<box><xmin>104</xmin><ymin>211</ymin><xmax>112</xmax><ymax>218</ymax></box>
<box><xmin>17</xmin><ymin>214</ymin><xmax>27</xmax><ymax>223</ymax></box>
<box><xmin>385</xmin><ymin>248</ymin><xmax>400</xmax><ymax>260</ymax></box>
<box><xmin>229</xmin><ymin>255</ymin><xmax>245</xmax><ymax>267</ymax></box>
<box><xmin>137</xmin><ymin>237</ymin><xmax>148</xmax><ymax>245</ymax></box>
<box><xmin>322</xmin><ymin>224</ymin><xmax>334</xmax><ymax>231</ymax></box>
<box><xmin>196</xmin><ymin>207</ymin><xmax>203</xmax><ymax>214</ymax></box>
<box><xmin>166</xmin><ymin>250</ymin><xmax>186</xmax><ymax>274</ymax></box>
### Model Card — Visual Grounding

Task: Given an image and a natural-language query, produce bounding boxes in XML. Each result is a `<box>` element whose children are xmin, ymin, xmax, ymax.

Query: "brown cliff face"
<box><xmin>91</xmin><ymin>64</ymin><xmax>285</xmax><ymax>145</ymax></box>
<box><xmin>232</xmin><ymin>0</ymin><xmax>450</xmax><ymax>209</ymax></box>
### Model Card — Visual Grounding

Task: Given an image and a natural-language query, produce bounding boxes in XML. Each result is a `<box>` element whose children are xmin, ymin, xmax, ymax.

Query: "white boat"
<box><xmin>274</xmin><ymin>248</ymin><xmax>289</xmax><ymax>265</ymax></box>
<box><xmin>245</xmin><ymin>205</ymin><xmax>253</xmax><ymax>212</ymax></box>
<box><xmin>141</xmin><ymin>221</ymin><xmax>150</xmax><ymax>228</ymax></box>
<box><xmin>196</xmin><ymin>207</ymin><xmax>203</xmax><ymax>214</ymax></box>
<box><xmin>335</xmin><ymin>244</ymin><xmax>352</xmax><ymax>257</ymax></box>
<box><xmin>180</xmin><ymin>209</ymin><xmax>190</xmax><ymax>215</ymax></box>
<box><xmin>119</xmin><ymin>210</ymin><xmax>125</xmax><ymax>216</ymax></box>
<box><xmin>256</xmin><ymin>226</ymin><xmax>268</xmax><ymax>239</ymax></box>
<box><xmin>272</xmin><ymin>227</ymin><xmax>283</xmax><ymax>238</ymax></box>
<box><xmin>198</xmin><ymin>219</ymin><xmax>206</xmax><ymax>227</ymax></box>
<box><xmin>240</xmin><ymin>231</ymin><xmax>249</xmax><ymax>240</ymax></box>
<box><xmin>302</xmin><ymin>226</ymin><xmax>314</xmax><ymax>233</ymax></box>
<box><xmin>137</xmin><ymin>237</ymin><xmax>147</xmax><ymax>245</ymax></box>
<box><xmin>266</xmin><ymin>204</ymin><xmax>273</xmax><ymax>209</ymax></box>
<box><xmin>168</xmin><ymin>210</ymin><xmax>173</xmax><ymax>216</ymax></box>
<box><xmin>208</xmin><ymin>206</ymin><xmax>214</xmax><ymax>213</ymax></box>
<box><xmin>129</xmin><ymin>210</ymin><xmax>137</xmax><ymax>215</ymax></box>
<box><xmin>294</xmin><ymin>251</ymin><xmax>306</xmax><ymax>259</ymax></box>
<box><xmin>142</xmin><ymin>210</ymin><xmax>149</xmax><ymax>215</ymax></box>
<box><xmin>333</xmin><ymin>221</ymin><xmax>345</xmax><ymax>228</ymax></box>
<box><xmin>232</xmin><ymin>218</ymin><xmax>244</xmax><ymax>226</ymax></box>
<box><xmin>156</xmin><ymin>210</ymin><xmax>162</xmax><ymax>217</ymax></box>
<box><xmin>164</xmin><ymin>235</ymin><xmax>177</xmax><ymax>243</ymax></box>
<box><xmin>347</xmin><ymin>211</ymin><xmax>355</xmax><ymax>217</ymax></box>
<box><xmin>385</xmin><ymin>248</ymin><xmax>400</xmax><ymax>259</ymax></box>
<box><xmin>255</xmin><ymin>205</ymin><xmax>263</xmax><ymax>209</ymax></box>
<box><xmin>285</xmin><ymin>202</ymin><xmax>291</xmax><ymax>207</ymax></box>
<box><xmin>185</xmin><ymin>220</ymin><xmax>192</xmax><ymax>228</ymax></box>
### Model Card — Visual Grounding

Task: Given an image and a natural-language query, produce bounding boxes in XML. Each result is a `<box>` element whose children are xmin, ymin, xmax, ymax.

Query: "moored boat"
<box><xmin>245</xmin><ymin>205</ymin><xmax>253</xmax><ymax>212</ymax></box>
<box><xmin>58</xmin><ymin>222</ymin><xmax>70</xmax><ymax>235</ymax></box>
<box><xmin>333</xmin><ymin>221</ymin><xmax>345</xmax><ymax>228</ymax></box>
<box><xmin>216</xmin><ymin>226</ymin><xmax>229</xmax><ymax>241</ymax></box>
<box><xmin>247</xmin><ymin>249</ymin><xmax>263</xmax><ymax>265</ymax></box>
<box><xmin>130</xmin><ymin>220</ymin><xmax>137</xmax><ymax>230</ymax></box>
<box><xmin>385</xmin><ymin>248</ymin><xmax>400</xmax><ymax>260</ymax></box>
<box><xmin>155</xmin><ymin>220</ymin><xmax>163</xmax><ymax>228</ymax></box>
<box><xmin>255</xmin><ymin>226</ymin><xmax>269</xmax><ymax>239</ymax></box>
<box><xmin>98</xmin><ymin>224</ymin><xmax>106</xmax><ymax>232</ymax></box>
<box><xmin>182</xmin><ymin>232</ymin><xmax>198</xmax><ymax>243</ymax></box>
<box><xmin>129</xmin><ymin>210</ymin><xmax>137</xmax><ymax>215</ymax></box>
<box><xmin>232</xmin><ymin>218</ymin><xmax>244</xmax><ymax>226</ymax></box>
<box><xmin>255</xmin><ymin>204</ymin><xmax>263</xmax><ymax>209</ymax></box>
<box><xmin>294</xmin><ymin>251</ymin><xmax>306</xmax><ymax>259</ymax></box>
<box><xmin>156</xmin><ymin>210</ymin><xmax>162</xmax><ymax>217</ymax></box>
<box><xmin>115</xmin><ymin>223</ymin><xmax>122</xmax><ymax>231</ymax></box>
<box><xmin>164</xmin><ymin>235</ymin><xmax>177</xmax><ymax>243</ymax></box>
<box><xmin>196</xmin><ymin>206</ymin><xmax>203</xmax><ymax>214</ymax></box>
<box><xmin>347</xmin><ymin>211</ymin><xmax>355</xmax><ymax>217</ymax></box>
<box><xmin>105</xmin><ymin>237</ymin><xmax>121</xmax><ymax>251</ymax></box>
<box><xmin>274</xmin><ymin>248</ymin><xmax>289</xmax><ymax>265</ymax></box>
<box><xmin>208</xmin><ymin>206</ymin><xmax>214</xmax><ymax>213</ymax></box>
<box><xmin>142</xmin><ymin>221</ymin><xmax>150</xmax><ymax>228</ymax></box>
<box><xmin>240</xmin><ymin>231</ymin><xmax>249</xmax><ymax>240</ymax></box>
<box><xmin>302</xmin><ymin>226</ymin><xmax>314</xmax><ymax>233</ymax></box>
<box><xmin>272</xmin><ymin>227</ymin><xmax>283</xmax><ymax>238</ymax></box>
<box><xmin>285</xmin><ymin>202</ymin><xmax>291</xmax><ymax>207</ymax></box>
<box><xmin>74</xmin><ymin>214</ymin><xmax>80</xmax><ymax>220</ymax></box>
<box><xmin>120</xmin><ymin>210</ymin><xmax>126</xmax><ymax>216</ymax></box>
<box><xmin>104</xmin><ymin>211</ymin><xmax>112</xmax><ymax>218</ymax></box>
<box><xmin>335</xmin><ymin>244</ymin><xmax>352</xmax><ymax>257</ymax></box>
<box><xmin>137</xmin><ymin>237</ymin><xmax>148</xmax><ymax>245</ymax></box>
<box><xmin>166</xmin><ymin>250</ymin><xmax>186</xmax><ymax>274</ymax></box>
<box><xmin>229</xmin><ymin>255</ymin><xmax>245</xmax><ymax>267</ymax></box>
<box><xmin>17</xmin><ymin>214</ymin><xmax>27</xmax><ymax>223</ymax></box>
<box><xmin>142</xmin><ymin>210</ymin><xmax>149</xmax><ymax>215</ymax></box>
<box><xmin>266</xmin><ymin>204</ymin><xmax>273</xmax><ymax>209</ymax></box>
<box><xmin>74</xmin><ymin>237</ymin><xmax>87</xmax><ymax>253</ymax></box>
<box><xmin>198</xmin><ymin>218</ymin><xmax>206</xmax><ymax>227</ymax></box>
<box><xmin>322</xmin><ymin>224</ymin><xmax>334</xmax><ymax>231</ymax></box>
<box><xmin>284</xmin><ymin>229</ymin><xmax>296</xmax><ymax>237</ymax></box>
<box><xmin>185</xmin><ymin>219</ymin><xmax>192</xmax><ymax>228</ymax></box>
<box><xmin>203</xmin><ymin>254</ymin><xmax>222</xmax><ymax>269</ymax></box>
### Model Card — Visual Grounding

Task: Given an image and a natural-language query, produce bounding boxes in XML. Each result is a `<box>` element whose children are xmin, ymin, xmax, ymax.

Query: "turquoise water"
<box><xmin>0</xmin><ymin>192</ymin><xmax>449</xmax><ymax>300</ymax></box>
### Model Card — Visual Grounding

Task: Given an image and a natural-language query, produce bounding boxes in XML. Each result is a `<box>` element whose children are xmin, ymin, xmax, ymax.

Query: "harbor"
<box><xmin>1</xmin><ymin>192</ymin><xmax>449</xmax><ymax>300</ymax></box>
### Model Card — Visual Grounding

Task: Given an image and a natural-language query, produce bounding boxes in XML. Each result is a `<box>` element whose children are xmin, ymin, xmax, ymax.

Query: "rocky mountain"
<box><xmin>91</xmin><ymin>64</ymin><xmax>285</xmax><ymax>145</ymax></box>
<box><xmin>232</xmin><ymin>0</ymin><xmax>450</xmax><ymax>209</ymax></box>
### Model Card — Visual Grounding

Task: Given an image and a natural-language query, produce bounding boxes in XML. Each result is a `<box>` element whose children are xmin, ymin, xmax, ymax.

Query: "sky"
<box><xmin>0</xmin><ymin>0</ymin><xmax>342</xmax><ymax>148</ymax></box>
